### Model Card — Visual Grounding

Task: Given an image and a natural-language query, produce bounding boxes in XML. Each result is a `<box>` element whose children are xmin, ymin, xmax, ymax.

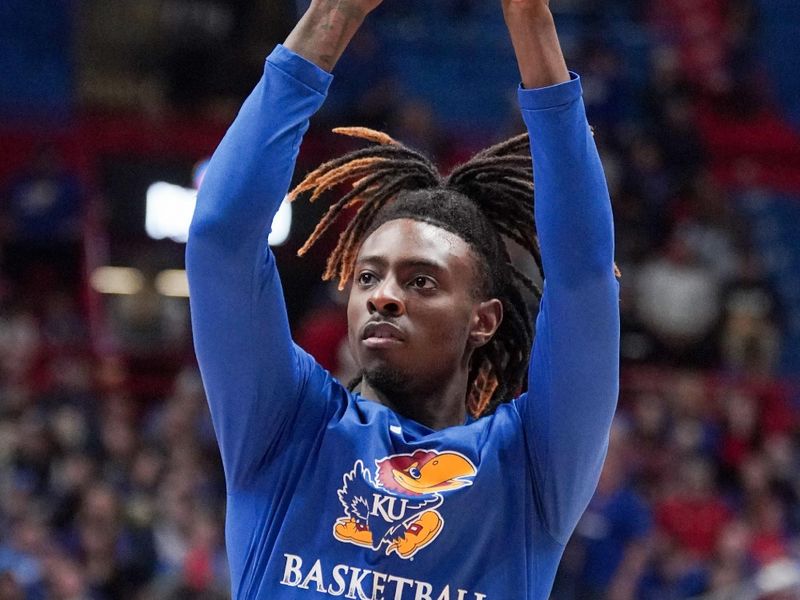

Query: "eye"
<box><xmin>410</xmin><ymin>276</ymin><xmax>435</xmax><ymax>289</ymax></box>
<box><xmin>408</xmin><ymin>467</ymin><xmax>421</xmax><ymax>480</ymax></box>
<box><xmin>357</xmin><ymin>272</ymin><xmax>376</xmax><ymax>286</ymax></box>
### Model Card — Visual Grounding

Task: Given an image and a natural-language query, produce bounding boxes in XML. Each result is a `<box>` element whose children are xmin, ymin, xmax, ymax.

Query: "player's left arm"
<box><xmin>503</xmin><ymin>0</ymin><xmax>621</xmax><ymax>545</ymax></box>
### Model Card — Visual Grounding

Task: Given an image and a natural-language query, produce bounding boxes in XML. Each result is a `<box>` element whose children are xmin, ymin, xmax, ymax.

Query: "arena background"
<box><xmin>1</xmin><ymin>1</ymin><xmax>800</xmax><ymax>598</ymax></box>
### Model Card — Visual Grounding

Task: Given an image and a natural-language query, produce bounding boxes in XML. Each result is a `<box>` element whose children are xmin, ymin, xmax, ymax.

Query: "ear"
<box><xmin>469</xmin><ymin>298</ymin><xmax>503</xmax><ymax>348</ymax></box>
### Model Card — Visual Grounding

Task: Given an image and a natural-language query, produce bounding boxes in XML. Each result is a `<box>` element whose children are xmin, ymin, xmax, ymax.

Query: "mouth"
<box><xmin>362</xmin><ymin>321</ymin><xmax>405</xmax><ymax>348</ymax></box>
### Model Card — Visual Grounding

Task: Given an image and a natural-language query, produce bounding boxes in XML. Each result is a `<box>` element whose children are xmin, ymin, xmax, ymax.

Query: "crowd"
<box><xmin>1</xmin><ymin>0</ymin><xmax>798</xmax><ymax>599</ymax></box>
<box><xmin>0</xmin><ymin>307</ymin><xmax>227</xmax><ymax>599</ymax></box>
<box><xmin>556</xmin><ymin>1</ymin><xmax>800</xmax><ymax>597</ymax></box>
<box><xmin>556</xmin><ymin>370</ymin><xmax>799</xmax><ymax>599</ymax></box>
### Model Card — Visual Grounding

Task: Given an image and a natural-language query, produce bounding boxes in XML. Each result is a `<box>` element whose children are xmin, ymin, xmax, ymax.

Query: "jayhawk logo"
<box><xmin>333</xmin><ymin>450</ymin><xmax>476</xmax><ymax>559</ymax></box>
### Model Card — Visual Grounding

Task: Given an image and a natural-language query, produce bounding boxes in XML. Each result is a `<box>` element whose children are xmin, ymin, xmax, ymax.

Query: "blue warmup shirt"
<box><xmin>187</xmin><ymin>45</ymin><xmax>620</xmax><ymax>600</ymax></box>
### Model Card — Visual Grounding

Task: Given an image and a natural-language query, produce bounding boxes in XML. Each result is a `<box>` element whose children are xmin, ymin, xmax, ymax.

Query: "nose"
<box><xmin>367</xmin><ymin>278</ymin><xmax>405</xmax><ymax>317</ymax></box>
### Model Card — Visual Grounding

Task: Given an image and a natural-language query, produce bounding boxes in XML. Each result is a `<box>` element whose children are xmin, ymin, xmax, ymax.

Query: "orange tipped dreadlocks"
<box><xmin>289</xmin><ymin>127</ymin><xmax>542</xmax><ymax>417</ymax></box>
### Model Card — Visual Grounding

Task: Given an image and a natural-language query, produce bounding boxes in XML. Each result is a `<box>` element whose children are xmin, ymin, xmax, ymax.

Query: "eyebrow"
<box><xmin>355</xmin><ymin>255</ymin><xmax>447</xmax><ymax>272</ymax></box>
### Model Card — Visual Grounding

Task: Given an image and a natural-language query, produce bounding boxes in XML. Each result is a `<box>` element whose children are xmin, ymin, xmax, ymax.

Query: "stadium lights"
<box><xmin>91</xmin><ymin>267</ymin><xmax>192</xmax><ymax>298</ymax></box>
<box><xmin>145</xmin><ymin>182</ymin><xmax>293</xmax><ymax>246</ymax></box>
<box><xmin>145</xmin><ymin>182</ymin><xmax>196</xmax><ymax>243</ymax></box>
<box><xmin>90</xmin><ymin>267</ymin><xmax>145</xmax><ymax>295</ymax></box>
<box><xmin>155</xmin><ymin>269</ymin><xmax>190</xmax><ymax>298</ymax></box>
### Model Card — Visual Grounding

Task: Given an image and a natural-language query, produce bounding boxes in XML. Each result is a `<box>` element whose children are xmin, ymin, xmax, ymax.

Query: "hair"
<box><xmin>288</xmin><ymin>127</ymin><xmax>542</xmax><ymax>417</ymax></box>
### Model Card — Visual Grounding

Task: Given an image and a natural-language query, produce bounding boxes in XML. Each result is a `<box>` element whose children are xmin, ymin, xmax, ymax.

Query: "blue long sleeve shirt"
<box><xmin>187</xmin><ymin>45</ymin><xmax>619</xmax><ymax>600</ymax></box>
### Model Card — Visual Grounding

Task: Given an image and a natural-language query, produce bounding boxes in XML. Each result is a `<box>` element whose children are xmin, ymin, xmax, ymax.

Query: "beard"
<box><xmin>362</xmin><ymin>364</ymin><xmax>414</xmax><ymax>399</ymax></box>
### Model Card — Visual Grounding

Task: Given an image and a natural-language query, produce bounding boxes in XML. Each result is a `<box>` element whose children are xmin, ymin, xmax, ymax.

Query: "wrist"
<box><xmin>308</xmin><ymin>0</ymin><xmax>371</xmax><ymax>24</ymax></box>
<box><xmin>285</xmin><ymin>0</ymin><xmax>369</xmax><ymax>72</ymax></box>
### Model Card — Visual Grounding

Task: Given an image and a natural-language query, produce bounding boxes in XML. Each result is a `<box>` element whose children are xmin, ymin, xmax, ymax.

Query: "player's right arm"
<box><xmin>186</xmin><ymin>0</ymin><xmax>382</xmax><ymax>490</ymax></box>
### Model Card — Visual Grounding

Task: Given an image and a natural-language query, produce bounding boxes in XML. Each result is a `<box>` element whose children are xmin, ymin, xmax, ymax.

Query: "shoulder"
<box><xmin>465</xmin><ymin>399</ymin><xmax>528</xmax><ymax>452</ymax></box>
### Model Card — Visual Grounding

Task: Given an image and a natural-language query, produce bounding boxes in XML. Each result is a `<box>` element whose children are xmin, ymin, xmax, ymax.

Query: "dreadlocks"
<box><xmin>288</xmin><ymin>127</ymin><xmax>541</xmax><ymax>418</ymax></box>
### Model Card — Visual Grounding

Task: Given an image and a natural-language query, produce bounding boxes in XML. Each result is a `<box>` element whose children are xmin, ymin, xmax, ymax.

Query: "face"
<box><xmin>347</xmin><ymin>219</ymin><xmax>501</xmax><ymax>398</ymax></box>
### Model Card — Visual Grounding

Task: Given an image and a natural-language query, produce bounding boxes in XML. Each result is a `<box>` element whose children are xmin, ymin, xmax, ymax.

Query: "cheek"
<box><xmin>415</xmin><ymin>303</ymin><xmax>473</xmax><ymax>350</ymax></box>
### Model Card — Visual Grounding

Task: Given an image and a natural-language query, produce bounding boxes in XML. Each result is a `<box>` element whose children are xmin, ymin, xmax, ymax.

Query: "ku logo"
<box><xmin>333</xmin><ymin>450</ymin><xmax>477</xmax><ymax>559</ymax></box>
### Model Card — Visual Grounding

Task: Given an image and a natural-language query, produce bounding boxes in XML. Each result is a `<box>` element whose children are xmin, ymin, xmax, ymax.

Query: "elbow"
<box><xmin>546</xmin><ymin>253</ymin><xmax>619</xmax><ymax>291</ymax></box>
<box><xmin>185</xmin><ymin>209</ymin><xmax>234</xmax><ymax>282</ymax></box>
<box><xmin>188</xmin><ymin>189</ymin><xmax>225</xmax><ymax>242</ymax></box>
<box><xmin>185</xmin><ymin>216</ymin><xmax>216</xmax><ymax>265</ymax></box>
<box><xmin>186</xmin><ymin>190</ymin><xmax>243</xmax><ymax>260</ymax></box>
<box><xmin>187</xmin><ymin>213</ymin><xmax>216</xmax><ymax>248</ymax></box>
<box><xmin>582</xmin><ymin>245</ymin><xmax>618</xmax><ymax>280</ymax></box>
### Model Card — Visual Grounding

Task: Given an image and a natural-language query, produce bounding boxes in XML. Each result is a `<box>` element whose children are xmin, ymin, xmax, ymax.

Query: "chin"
<box><xmin>362</xmin><ymin>364</ymin><xmax>413</xmax><ymax>398</ymax></box>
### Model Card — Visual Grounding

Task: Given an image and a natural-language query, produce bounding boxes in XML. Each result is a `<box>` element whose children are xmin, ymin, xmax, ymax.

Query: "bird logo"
<box><xmin>333</xmin><ymin>450</ymin><xmax>477</xmax><ymax>558</ymax></box>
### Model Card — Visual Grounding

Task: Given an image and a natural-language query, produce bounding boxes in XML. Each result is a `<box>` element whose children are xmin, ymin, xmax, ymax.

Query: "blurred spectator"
<box><xmin>673</xmin><ymin>172</ymin><xmax>743</xmax><ymax>279</ymax></box>
<box><xmin>0</xmin><ymin>510</ymin><xmax>48</xmax><ymax>599</ymax></box>
<box><xmin>0</xmin><ymin>571</ymin><xmax>26</xmax><ymax>600</ymax></box>
<box><xmin>718</xmin><ymin>389</ymin><xmax>761</xmax><ymax>476</ymax></box>
<box><xmin>635</xmin><ymin>231</ymin><xmax>723</xmax><ymax>366</ymax></box>
<box><xmin>647</xmin><ymin>458</ymin><xmax>732</xmax><ymax>595</ymax></box>
<box><xmin>705</xmin><ymin>519</ymin><xmax>752</xmax><ymax>594</ymax></box>
<box><xmin>44</xmin><ymin>553</ymin><xmax>90</xmax><ymax>600</ymax></box>
<box><xmin>720</xmin><ymin>251</ymin><xmax>782</xmax><ymax>377</ymax></box>
<box><xmin>654</xmin><ymin>95</ymin><xmax>705</xmax><ymax>183</ymax></box>
<box><xmin>656</xmin><ymin>460</ymin><xmax>731</xmax><ymax>560</ymax></box>
<box><xmin>748</xmin><ymin>494</ymin><xmax>792</xmax><ymax>567</ymax></box>
<box><xmin>623</xmin><ymin>134</ymin><xmax>674</xmax><ymax>223</ymax></box>
<box><xmin>564</xmin><ymin>425</ymin><xmax>653</xmax><ymax>599</ymax></box>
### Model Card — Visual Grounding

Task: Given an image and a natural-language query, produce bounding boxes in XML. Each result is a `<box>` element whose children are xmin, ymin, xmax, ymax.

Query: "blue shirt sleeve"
<box><xmin>186</xmin><ymin>46</ymin><xmax>341</xmax><ymax>491</ymax></box>
<box><xmin>514</xmin><ymin>74</ymin><xmax>620</xmax><ymax>545</ymax></box>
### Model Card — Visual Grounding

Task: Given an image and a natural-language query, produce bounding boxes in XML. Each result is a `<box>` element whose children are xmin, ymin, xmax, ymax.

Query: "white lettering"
<box><xmin>278</xmin><ymin>554</ymin><xmax>488</xmax><ymax>600</ymax></box>
<box><xmin>371</xmin><ymin>493</ymin><xmax>408</xmax><ymax>522</ymax></box>
<box><xmin>280</xmin><ymin>554</ymin><xmax>303</xmax><ymax>587</ymax></box>
<box><xmin>372</xmin><ymin>571</ymin><xmax>387</xmax><ymax>599</ymax></box>
<box><xmin>329</xmin><ymin>564</ymin><xmax>349</xmax><ymax>596</ymax></box>
<box><xmin>299</xmin><ymin>559</ymin><xmax>326</xmax><ymax>592</ymax></box>
<box><xmin>389</xmin><ymin>575</ymin><xmax>414</xmax><ymax>600</ymax></box>
<box><xmin>346</xmin><ymin>567</ymin><xmax>372</xmax><ymax>600</ymax></box>
<box><xmin>415</xmin><ymin>581</ymin><xmax>433</xmax><ymax>600</ymax></box>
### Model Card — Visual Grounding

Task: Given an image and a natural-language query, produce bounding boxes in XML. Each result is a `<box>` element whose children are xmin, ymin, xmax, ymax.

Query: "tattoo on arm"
<box><xmin>285</xmin><ymin>0</ymin><xmax>369</xmax><ymax>72</ymax></box>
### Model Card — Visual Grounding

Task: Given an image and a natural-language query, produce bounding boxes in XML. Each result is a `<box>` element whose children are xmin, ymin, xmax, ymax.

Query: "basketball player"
<box><xmin>187</xmin><ymin>0</ymin><xmax>619</xmax><ymax>598</ymax></box>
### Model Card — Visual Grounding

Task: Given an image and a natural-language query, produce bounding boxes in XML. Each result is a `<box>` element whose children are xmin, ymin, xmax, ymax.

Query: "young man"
<box><xmin>186</xmin><ymin>0</ymin><xmax>619</xmax><ymax>598</ymax></box>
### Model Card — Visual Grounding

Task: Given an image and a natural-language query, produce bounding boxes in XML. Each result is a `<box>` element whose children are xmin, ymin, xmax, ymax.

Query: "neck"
<box><xmin>358</xmin><ymin>374</ymin><xmax>469</xmax><ymax>430</ymax></box>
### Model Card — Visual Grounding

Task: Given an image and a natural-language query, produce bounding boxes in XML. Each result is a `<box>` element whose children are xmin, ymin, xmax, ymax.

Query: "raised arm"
<box><xmin>503</xmin><ymin>0</ymin><xmax>621</xmax><ymax>543</ymax></box>
<box><xmin>503</xmin><ymin>0</ymin><xmax>570</xmax><ymax>89</ymax></box>
<box><xmin>187</xmin><ymin>0</ymin><xmax>381</xmax><ymax>489</ymax></box>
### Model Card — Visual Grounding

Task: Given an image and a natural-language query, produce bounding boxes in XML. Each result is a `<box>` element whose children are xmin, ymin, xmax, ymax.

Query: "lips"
<box><xmin>362</xmin><ymin>321</ymin><xmax>405</xmax><ymax>347</ymax></box>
